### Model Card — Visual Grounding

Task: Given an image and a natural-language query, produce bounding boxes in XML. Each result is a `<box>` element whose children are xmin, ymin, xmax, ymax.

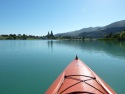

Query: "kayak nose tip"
<box><xmin>75</xmin><ymin>55</ymin><xmax>78</xmax><ymax>60</ymax></box>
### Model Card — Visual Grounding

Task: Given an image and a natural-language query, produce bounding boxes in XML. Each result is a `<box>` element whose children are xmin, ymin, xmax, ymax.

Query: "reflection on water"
<box><xmin>46</xmin><ymin>40</ymin><xmax>125</xmax><ymax>94</ymax></box>
<box><xmin>52</xmin><ymin>40</ymin><xmax>125</xmax><ymax>59</ymax></box>
<box><xmin>47</xmin><ymin>40</ymin><xmax>53</xmax><ymax>51</ymax></box>
<box><xmin>0</xmin><ymin>40</ymin><xmax>125</xmax><ymax>94</ymax></box>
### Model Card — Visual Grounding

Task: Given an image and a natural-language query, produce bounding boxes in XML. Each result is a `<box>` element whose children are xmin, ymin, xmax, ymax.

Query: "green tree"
<box><xmin>47</xmin><ymin>32</ymin><xmax>50</xmax><ymax>38</ymax></box>
<box><xmin>105</xmin><ymin>32</ymin><xmax>113</xmax><ymax>38</ymax></box>
<box><xmin>50</xmin><ymin>30</ymin><xmax>53</xmax><ymax>37</ymax></box>
<box><xmin>22</xmin><ymin>34</ymin><xmax>27</xmax><ymax>40</ymax></box>
<box><xmin>120</xmin><ymin>31</ymin><xmax>125</xmax><ymax>40</ymax></box>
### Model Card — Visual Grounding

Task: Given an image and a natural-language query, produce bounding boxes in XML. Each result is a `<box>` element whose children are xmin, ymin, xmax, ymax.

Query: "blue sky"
<box><xmin>0</xmin><ymin>0</ymin><xmax>125</xmax><ymax>36</ymax></box>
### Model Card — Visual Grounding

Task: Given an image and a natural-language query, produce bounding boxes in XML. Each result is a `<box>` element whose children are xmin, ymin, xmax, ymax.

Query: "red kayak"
<box><xmin>46</xmin><ymin>56</ymin><xmax>116</xmax><ymax>94</ymax></box>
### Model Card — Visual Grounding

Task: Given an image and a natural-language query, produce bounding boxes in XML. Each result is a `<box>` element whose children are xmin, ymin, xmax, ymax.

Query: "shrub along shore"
<box><xmin>0</xmin><ymin>30</ymin><xmax>125</xmax><ymax>40</ymax></box>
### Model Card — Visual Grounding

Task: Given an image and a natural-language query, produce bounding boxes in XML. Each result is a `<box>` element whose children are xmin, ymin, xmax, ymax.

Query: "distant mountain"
<box><xmin>55</xmin><ymin>20</ymin><xmax>125</xmax><ymax>38</ymax></box>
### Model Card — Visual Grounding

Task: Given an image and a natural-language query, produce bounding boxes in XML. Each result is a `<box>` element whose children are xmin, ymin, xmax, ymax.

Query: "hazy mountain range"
<box><xmin>55</xmin><ymin>20</ymin><xmax>125</xmax><ymax>38</ymax></box>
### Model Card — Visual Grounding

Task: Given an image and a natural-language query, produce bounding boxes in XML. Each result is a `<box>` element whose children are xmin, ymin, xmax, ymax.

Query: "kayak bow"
<box><xmin>46</xmin><ymin>56</ymin><xmax>116</xmax><ymax>94</ymax></box>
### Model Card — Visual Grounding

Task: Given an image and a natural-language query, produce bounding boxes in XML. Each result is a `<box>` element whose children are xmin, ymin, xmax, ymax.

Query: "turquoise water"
<box><xmin>0</xmin><ymin>40</ymin><xmax>125</xmax><ymax>94</ymax></box>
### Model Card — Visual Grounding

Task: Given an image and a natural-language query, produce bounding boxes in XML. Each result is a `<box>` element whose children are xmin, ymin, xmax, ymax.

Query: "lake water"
<box><xmin>0</xmin><ymin>40</ymin><xmax>125</xmax><ymax>94</ymax></box>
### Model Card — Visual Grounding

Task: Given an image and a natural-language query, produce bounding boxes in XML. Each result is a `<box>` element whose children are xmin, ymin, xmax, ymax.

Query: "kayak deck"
<box><xmin>46</xmin><ymin>56</ymin><xmax>116</xmax><ymax>94</ymax></box>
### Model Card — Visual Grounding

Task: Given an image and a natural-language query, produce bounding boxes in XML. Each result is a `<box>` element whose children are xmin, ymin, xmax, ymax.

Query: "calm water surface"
<box><xmin>0</xmin><ymin>40</ymin><xmax>125</xmax><ymax>94</ymax></box>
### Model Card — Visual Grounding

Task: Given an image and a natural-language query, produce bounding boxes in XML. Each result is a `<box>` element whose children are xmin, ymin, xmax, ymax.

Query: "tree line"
<box><xmin>46</xmin><ymin>30</ymin><xmax>55</xmax><ymax>39</ymax></box>
<box><xmin>105</xmin><ymin>29</ymin><xmax>125</xmax><ymax>40</ymax></box>
<box><xmin>0</xmin><ymin>31</ymin><xmax>55</xmax><ymax>40</ymax></box>
<box><xmin>1</xmin><ymin>30</ymin><xmax>125</xmax><ymax>40</ymax></box>
<box><xmin>0</xmin><ymin>34</ymin><xmax>42</xmax><ymax>40</ymax></box>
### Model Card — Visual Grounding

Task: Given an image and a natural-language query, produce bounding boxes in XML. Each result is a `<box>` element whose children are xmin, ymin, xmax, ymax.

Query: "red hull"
<box><xmin>46</xmin><ymin>57</ymin><xmax>116</xmax><ymax>94</ymax></box>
